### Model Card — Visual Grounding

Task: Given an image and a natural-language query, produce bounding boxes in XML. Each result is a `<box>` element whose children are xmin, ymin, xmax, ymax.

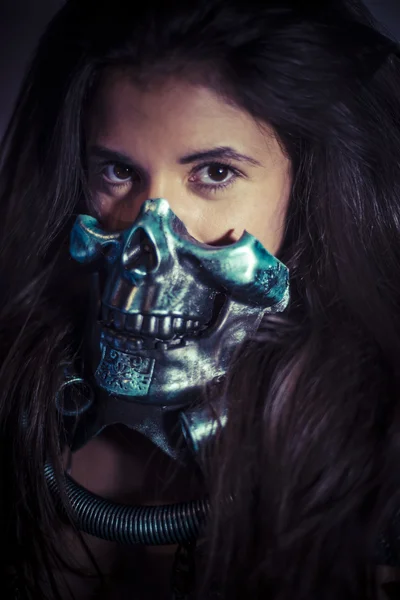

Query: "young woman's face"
<box><xmin>87</xmin><ymin>71</ymin><xmax>292</xmax><ymax>254</ymax></box>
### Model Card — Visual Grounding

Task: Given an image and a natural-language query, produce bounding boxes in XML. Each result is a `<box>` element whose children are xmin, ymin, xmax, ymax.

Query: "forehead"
<box><xmin>87</xmin><ymin>70</ymin><xmax>276</xmax><ymax>154</ymax></box>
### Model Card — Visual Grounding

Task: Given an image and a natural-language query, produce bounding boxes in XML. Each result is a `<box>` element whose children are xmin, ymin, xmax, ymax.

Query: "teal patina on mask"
<box><xmin>67</xmin><ymin>198</ymin><xmax>289</xmax><ymax>458</ymax></box>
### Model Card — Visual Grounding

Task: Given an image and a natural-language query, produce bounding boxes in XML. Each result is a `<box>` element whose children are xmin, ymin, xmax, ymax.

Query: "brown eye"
<box><xmin>113</xmin><ymin>164</ymin><xmax>132</xmax><ymax>180</ymax></box>
<box><xmin>207</xmin><ymin>164</ymin><xmax>230</xmax><ymax>182</ymax></box>
<box><xmin>102</xmin><ymin>163</ymin><xmax>134</xmax><ymax>184</ymax></box>
<box><xmin>189</xmin><ymin>162</ymin><xmax>238</xmax><ymax>189</ymax></box>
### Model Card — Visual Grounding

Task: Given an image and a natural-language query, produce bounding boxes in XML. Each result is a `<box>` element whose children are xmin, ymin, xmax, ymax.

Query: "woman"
<box><xmin>1</xmin><ymin>0</ymin><xmax>400</xmax><ymax>598</ymax></box>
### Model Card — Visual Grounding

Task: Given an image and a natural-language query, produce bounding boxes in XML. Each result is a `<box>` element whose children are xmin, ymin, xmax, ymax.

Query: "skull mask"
<box><xmin>66</xmin><ymin>198</ymin><xmax>289</xmax><ymax>459</ymax></box>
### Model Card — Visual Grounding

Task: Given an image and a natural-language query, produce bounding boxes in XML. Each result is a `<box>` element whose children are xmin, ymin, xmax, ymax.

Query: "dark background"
<box><xmin>0</xmin><ymin>0</ymin><xmax>400</xmax><ymax>140</ymax></box>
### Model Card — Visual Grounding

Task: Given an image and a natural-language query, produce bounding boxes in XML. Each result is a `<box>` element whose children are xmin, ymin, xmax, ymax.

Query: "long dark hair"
<box><xmin>1</xmin><ymin>0</ymin><xmax>400</xmax><ymax>598</ymax></box>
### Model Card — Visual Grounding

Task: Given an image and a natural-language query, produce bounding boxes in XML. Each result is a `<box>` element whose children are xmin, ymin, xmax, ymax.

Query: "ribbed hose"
<box><xmin>44</xmin><ymin>462</ymin><xmax>209</xmax><ymax>545</ymax></box>
<box><xmin>45</xmin><ymin>462</ymin><xmax>400</xmax><ymax>563</ymax></box>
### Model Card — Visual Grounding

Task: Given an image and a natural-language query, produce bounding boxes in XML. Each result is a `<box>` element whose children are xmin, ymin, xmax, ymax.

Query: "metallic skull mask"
<box><xmin>67</xmin><ymin>198</ymin><xmax>289</xmax><ymax>459</ymax></box>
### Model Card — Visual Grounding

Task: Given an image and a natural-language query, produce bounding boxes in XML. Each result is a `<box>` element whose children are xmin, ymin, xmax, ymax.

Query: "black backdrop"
<box><xmin>0</xmin><ymin>0</ymin><xmax>399</xmax><ymax>140</ymax></box>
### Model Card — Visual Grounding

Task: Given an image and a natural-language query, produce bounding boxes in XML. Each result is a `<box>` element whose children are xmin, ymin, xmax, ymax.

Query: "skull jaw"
<box><xmin>62</xmin><ymin>300</ymin><xmax>263</xmax><ymax>459</ymax></box>
<box><xmin>91</xmin><ymin>298</ymin><xmax>264</xmax><ymax>406</ymax></box>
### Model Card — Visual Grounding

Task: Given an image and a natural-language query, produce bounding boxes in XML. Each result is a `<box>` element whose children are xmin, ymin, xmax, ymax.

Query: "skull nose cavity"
<box><xmin>122</xmin><ymin>227</ymin><xmax>158</xmax><ymax>274</ymax></box>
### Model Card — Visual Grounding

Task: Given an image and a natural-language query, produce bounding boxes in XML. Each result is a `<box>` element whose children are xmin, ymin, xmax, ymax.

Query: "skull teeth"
<box><xmin>100</xmin><ymin>330</ymin><xmax>187</xmax><ymax>352</ymax></box>
<box><xmin>126</xmin><ymin>313</ymin><xmax>143</xmax><ymax>334</ymax></box>
<box><xmin>101</xmin><ymin>306</ymin><xmax>204</xmax><ymax>340</ymax></box>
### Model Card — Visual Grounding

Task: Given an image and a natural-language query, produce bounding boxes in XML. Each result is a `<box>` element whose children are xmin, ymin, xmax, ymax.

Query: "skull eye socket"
<box><xmin>102</xmin><ymin>240</ymin><xmax>121</xmax><ymax>262</ymax></box>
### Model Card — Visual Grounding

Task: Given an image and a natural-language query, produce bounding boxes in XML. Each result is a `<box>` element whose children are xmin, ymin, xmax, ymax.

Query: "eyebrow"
<box><xmin>88</xmin><ymin>145</ymin><xmax>139</xmax><ymax>167</ymax></box>
<box><xmin>88</xmin><ymin>144</ymin><xmax>262</xmax><ymax>168</ymax></box>
<box><xmin>178</xmin><ymin>146</ymin><xmax>262</xmax><ymax>167</ymax></box>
